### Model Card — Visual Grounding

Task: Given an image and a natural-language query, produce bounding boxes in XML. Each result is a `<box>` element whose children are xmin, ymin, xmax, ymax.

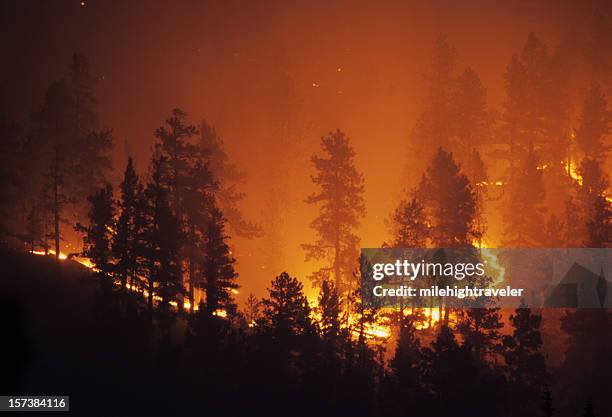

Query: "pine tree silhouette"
<box><xmin>77</xmin><ymin>184</ymin><xmax>115</xmax><ymax>278</ymax></box>
<box><xmin>258</xmin><ymin>272</ymin><xmax>313</xmax><ymax>341</ymax></box>
<box><xmin>419</xmin><ymin>147</ymin><xmax>477</xmax><ymax>246</ymax></box>
<box><xmin>201</xmin><ymin>205</ymin><xmax>238</xmax><ymax>318</ymax></box>
<box><xmin>388</xmin><ymin>197</ymin><xmax>429</xmax><ymax>248</ymax></box>
<box><xmin>504</xmin><ymin>303</ymin><xmax>549</xmax><ymax>417</ymax></box>
<box><xmin>113</xmin><ymin>157</ymin><xmax>141</xmax><ymax>290</ymax></box>
<box><xmin>302</xmin><ymin>129</ymin><xmax>365</xmax><ymax>294</ymax></box>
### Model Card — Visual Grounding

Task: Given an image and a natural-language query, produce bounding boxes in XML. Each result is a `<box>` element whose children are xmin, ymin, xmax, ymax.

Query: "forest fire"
<box><xmin>2</xmin><ymin>2</ymin><xmax>611</xmax><ymax>415</ymax></box>
<box><xmin>29</xmin><ymin>249</ymin><xmax>96</xmax><ymax>269</ymax></box>
<box><xmin>563</xmin><ymin>159</ymin><xmax>584</xmax><ymax>186</ymax></box>
<box><xmin>478</xmin><ymin>245</ymin><xmax>506</xmax><ymax>286</ymax></box>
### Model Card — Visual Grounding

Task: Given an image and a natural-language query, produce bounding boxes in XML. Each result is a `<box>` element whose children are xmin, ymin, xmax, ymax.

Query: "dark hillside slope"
<box><xmin>0</xmin><ymin>250</ymin><xmax>168</xmax><ymax>416</ymax></box>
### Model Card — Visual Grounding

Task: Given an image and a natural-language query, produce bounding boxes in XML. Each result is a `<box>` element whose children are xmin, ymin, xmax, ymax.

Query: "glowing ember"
<box><xmin>562</xmin><ymin>160</ymin><xmax>583</xmax><ymax>186</ymax></box>
<box><xmin>476</xmin><ymin>180</ymin><xmax>504</xmax><ymax>187</ymax></box>
<box><xmin>362</xmin><ymin>321</ymin><xmax>391</xmax><ymax>338</ymax></box>
<box><xmin>411</xmin><ymin>307</ymin><xmax>441</xmax><ymax>330</ymax></box>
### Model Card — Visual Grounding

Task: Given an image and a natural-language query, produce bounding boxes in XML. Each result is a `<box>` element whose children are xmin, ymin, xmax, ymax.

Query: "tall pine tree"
<box><xmin>113</xmin><ymin>157</ymin><xmax>141</xmax><ymax>289</ymax></box>
<box><xmin>139</xmin><ymin>155</ymin><xmax>183</xmax><ymax>318</ymax></box>
<box><xmin>302</xmin><ymin>129</ymin><xmax>366</xmax><ymax>293</ymax></box>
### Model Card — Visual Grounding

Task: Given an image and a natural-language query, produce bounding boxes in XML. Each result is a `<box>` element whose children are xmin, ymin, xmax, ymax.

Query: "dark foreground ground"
<box><xmin>1</xmin><ymin>250</ymin><xmax>178</xmax><ymax>416</ymax></box>
<box><xmin>2</xmin><ymin>249</ymin><xmax>611</xmax><ymax>417</ymax></box>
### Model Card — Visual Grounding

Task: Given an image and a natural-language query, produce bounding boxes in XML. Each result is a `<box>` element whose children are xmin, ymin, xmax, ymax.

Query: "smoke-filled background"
<box><xmin>2</xmin><ymin>0</ymin><xmax>610</xmax><ymax>301</ymax></box>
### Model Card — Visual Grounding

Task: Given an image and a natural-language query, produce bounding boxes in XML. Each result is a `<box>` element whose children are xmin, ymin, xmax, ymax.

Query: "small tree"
<box><xmin>77</xmin><ymin>184</ymin><xmax>115</xmax><ymax>278</ymax></box>
<box><xmin>258</xmin><ymin>272</ymin><xmax>313</xmax><ymax>342</ymax></box>
<box><xmin>201</xmin><ymin>205</ymin><xmax>238</xmax><ymax>317</ymax></box>
<box><xmin>244</xmin><ymin>293</ymin><xmax>260</xmax><ymax>327</ymax></box>
<box><xmin>317</xmin><ymin>280</ymin><xmax>341</xmax><ymax>340</ymax></box>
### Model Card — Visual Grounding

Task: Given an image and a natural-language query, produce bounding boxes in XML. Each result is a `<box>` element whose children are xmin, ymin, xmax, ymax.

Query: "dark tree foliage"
<box><xmin>258</xmin><ymin>272</ymin><xmax>313</xmax><ymax>341</ymax></box>
<box><xmin>418</xmin><ymin>147</ymin><xmax>477</xmax><ymax>247</ymax></box>
<box><xmin>564</xmin><ymin>196</ymin><xmax>584</xmax><ymax>247</ymax></box>
<box><xmin>154</xmin><ymin>108</ymin><xmax>199</xmax><ymax>217</ymax></box>
<box><xmin>155</xmin><ymin>109</ymin><xmax>219</xmax><ymax>312</ymax></box>
<box><xmin>421</xmin><ymin>325</ymin><xmax>503</xmax><ymax>416</ymax></box>
<box><xmin>113</xmin><ymin>157</ymin><xmax>141</xmax><ymax>289</ymax></box>
<box><xmin>244</xmin><ymin>293</ymin><xmax>260</xmax><ymax>327</ymax></box>
<box><xmin>201</xmin><ymin>205</ymin><xmax>238</xmax><ymax>317</ymax></box>
<box><xmin>503</xmin><ymin>143</ymin><xmax>546</xmax><ymax>247</ymax></box>
<box><xmin>317</xmin><ymin>280</ymin><xmax>341</xmax><ymax>340</ymax></box>
<box><xmin>381</xmin><ymin>315</ymin><xmax>424</xmax><ymax>416</ymax></box>
<box><xmin>457</xmin><ymin>307</ymin><xmax>503</xmax><ymax>363</ymax></box>
<box><xmin>499</xmin><ymin>33</ymin><xmax>573</xmax><ymax>180</ymax></box>
<box><xmin>503</xmin><ymin>305</ymin><xmax>548</xmax><ymax>417</ymax></box>
<box><xmin>575</xmin><ymin>82</ymin><xmax>611</xmax><ymax>160</ymax></box>
<box><xmin>588</xmin><ymin>195</ymin><xmax>612</xmax><ymax>247</ymax></box>
<box><xmin>77</xmin><ymin>184</ymin><xmax>115</xmax><ymax>279</ymax></box>
<box><xmin>302</xmin><ymin>129</ymin><xmax>366</xmax><ymax>292</ymax></box>
<box><xmin>559</xmin><ymin>308</ymin><xmax>612</xmax><ymax>417</ymax></box>
<box><xmin>139</xmin><ymin>155</ymin><xmax>183</xmax><ymax>320</ymax></box>
<box><xmin>575</xmin><ymin>158</ymin><xmax>610</xmax><ymax>246</ymax></box>
<box><xmin>388</xmin><ymin>196</ymin><xmax>429</xmax><ymax>248</ymax></box>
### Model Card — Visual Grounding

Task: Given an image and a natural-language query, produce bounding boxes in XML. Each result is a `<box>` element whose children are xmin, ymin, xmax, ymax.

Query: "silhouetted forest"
<box><xmin>1</xmin><ymin>1</ymin><xmax>611</xmax><ymax>416</ymax></box>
